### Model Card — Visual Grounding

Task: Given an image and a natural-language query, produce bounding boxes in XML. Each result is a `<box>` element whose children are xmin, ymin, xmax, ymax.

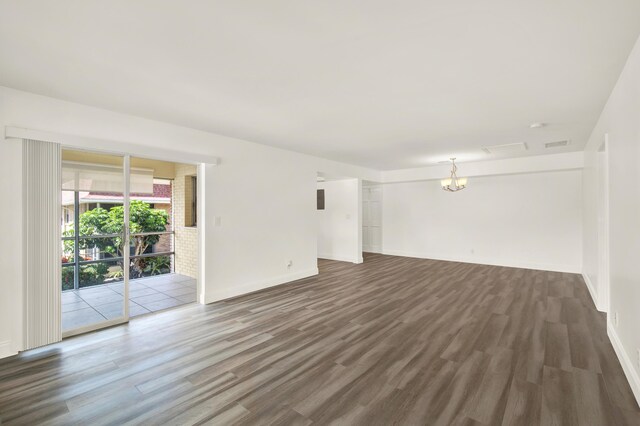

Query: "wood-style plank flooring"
<box><xmin>1</xmin><ymin>253</ymin><xmax>638</xmax><ymax>425</ymax></box>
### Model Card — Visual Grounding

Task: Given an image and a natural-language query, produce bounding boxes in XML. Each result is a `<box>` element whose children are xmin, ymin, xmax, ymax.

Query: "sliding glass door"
<box><xmin>61</xmin><ymin>150</ymin><xmax>131</xmax><ymax>335</ymax></box>
<box><xmin>59</xmin><ymin>149</ymin><xmax>192</xmax><ymax>335</ymax></box>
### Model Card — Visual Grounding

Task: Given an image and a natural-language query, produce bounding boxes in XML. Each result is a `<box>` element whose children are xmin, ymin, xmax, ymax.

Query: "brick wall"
<box><xmin>153</xmin><ymin>202</ymin><xmax>172</xmax><ymax>253</ymax></box>
<box><xmin>173</xmin><ymin>164</ymin><xmax>198</xmax><ymax>278</ymax></box>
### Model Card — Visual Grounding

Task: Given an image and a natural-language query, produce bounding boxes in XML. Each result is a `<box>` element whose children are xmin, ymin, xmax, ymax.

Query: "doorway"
<box><xmin>60</xmin><ymin>149</ymin><xmax>199</xmax><ymax>336</ymax></box>
<box><xmin>362</xmin><ymin>183</ymin><xmax>382</xmax><ymax>255</ymax></box>
<box><xmin>316</xmin><ymin>172</ymin><xmax>362</xmax><ymax>264</ymax></box>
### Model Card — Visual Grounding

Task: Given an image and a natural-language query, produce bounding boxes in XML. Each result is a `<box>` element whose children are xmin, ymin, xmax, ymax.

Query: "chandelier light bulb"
<box><xmin>441</xmin><ymin>158</ymin><xmax>468</xmax><ymax>192</ymax></box>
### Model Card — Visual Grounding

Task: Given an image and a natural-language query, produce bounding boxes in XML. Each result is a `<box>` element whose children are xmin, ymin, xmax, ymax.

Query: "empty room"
<box><xmin>0</xmin><ymin>1</ymin><xmax>639</xmax><ymax>425</ymax></box>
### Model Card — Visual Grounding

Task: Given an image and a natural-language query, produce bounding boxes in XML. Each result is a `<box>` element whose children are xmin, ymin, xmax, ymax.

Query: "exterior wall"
<box><xmin>173</xmin><ymin>164</ymin><xmax>198</xmax><ymax>278</ymax></box>
<box><xmin>153</xmin><ymin>202</ymin><xmax>172</xmax><ymax>254</ymax></box>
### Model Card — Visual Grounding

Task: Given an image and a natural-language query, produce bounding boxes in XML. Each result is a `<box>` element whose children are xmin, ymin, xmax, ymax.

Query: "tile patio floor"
<box><xmin>62</xmin><ymin>273</ymin><xmax>197</xmax><ymax>331</ymax></box>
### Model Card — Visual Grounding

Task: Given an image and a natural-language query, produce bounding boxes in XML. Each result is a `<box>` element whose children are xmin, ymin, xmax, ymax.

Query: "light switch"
<box><xmin>214</xmin><ymin>216</ymin><xmax>222</xmax><ymax>226</ymax></box>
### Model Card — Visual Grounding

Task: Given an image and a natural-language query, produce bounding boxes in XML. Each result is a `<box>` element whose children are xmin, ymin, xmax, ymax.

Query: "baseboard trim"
<box><xmin>204</xmin><ymin>267</ymin><xmax>319</xmax><ymax>304</ymax></box>
<box><xmin>363</xmin><ymin>247</ymin><xmax>382</xmax><ymax>254</ymax></box>
<box><xmin>581</xmin><ymin>272</ymin><xmax>604</xmax><ymax>312</ymax></box>
<box><xmin>0</xmin><ymin>340</ymin><xmax>16</xmax><ymax>360</ymax></box>
<box><xmin>318</xmin><ymin>254</ymin><xmax>361</xmax><ymax>264</ymax></box>
<box><xmin>381</xmin><ymin>250</ymin><xmax>581</xmax><ymax>274</ymax></box>
<box><xmin>607</xmin><ymin>323</ymin><xmax>640</xmax><ymax>406</ymax></box>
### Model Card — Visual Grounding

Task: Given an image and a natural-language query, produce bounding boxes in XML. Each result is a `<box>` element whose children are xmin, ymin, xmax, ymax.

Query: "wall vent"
<box><xmin>482</xmin><ymin>142</ymin><xmax>528</xmax><ymax>155</ymax></box>
<box><xmin>545</xmin><ymin>140</ymin><xmax>570</xmax><ymax>149</ymax></box>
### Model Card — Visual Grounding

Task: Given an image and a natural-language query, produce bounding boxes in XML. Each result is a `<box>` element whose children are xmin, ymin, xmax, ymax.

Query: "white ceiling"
<box><xmin>1</xmin><ymin>1</ymin><xmax>639</xmax><ymax>170</ymax></box>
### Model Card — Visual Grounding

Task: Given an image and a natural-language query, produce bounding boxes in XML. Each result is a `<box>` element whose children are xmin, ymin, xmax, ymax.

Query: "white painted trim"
<box><xmin>198</xmin><ymin>163</ymin><xmax>215</xmax><ymax>305</ymax></box>
<box><xmin>381</xmin><ymin>250</ymin><xmax>581</xmax><ymax>273</ymax></box>
<box><xmin>196</xmin><ymin>164</ymin><xmax>204</xmax><ymax>305</ymax></box>
<box><xmin>0</xmin><ymin>341</ymin><xmax>16</xmax><ymax>359</ymax></box>
<box><xmin>204</xmin><ymin>267</ymin><xmax>319</xmax><ymax>304</ymax></box>
<box><xmin>356</xmin><ymin>178</ymin><xmax>363</xmax><ymax>264</ymax></box>
<box><xmin>5</xmin><ymin>126</ymin><xmax>220</xmax><ymax>166</ymax></box>
<box><xmin>607</xmin><ymin>322</ymin><xmax>640</xmax><ymax>406</ymax></box>
<box><xmin>318</xmin><ymin>254</ymin><xmax>362</xmax><ymax>263</ymax></box>
<box><xmin>596</xmin><ymin>134</ymin><xmax>610</xmax><ymax>313</ymax></box>
<box><xmin>581</xmin><ymin>272</ymin><xmax>604</xmax><ymax>312</ymax></box>
<box><xmin>363</xmin><ymin>247</ymin><xmax>382</xmax><ymax>254</ymax></box>
<box><xmin>62</xmin><ymin>317</ymin><xmax>128</xmax><ymax>339</ymax></box>
<box><xmin>123</xmin><ymin>155</ymin><xmax>131</xmax><ymax>321</ymax></box>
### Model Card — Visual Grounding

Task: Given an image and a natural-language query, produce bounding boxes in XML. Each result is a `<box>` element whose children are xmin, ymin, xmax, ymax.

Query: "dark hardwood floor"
<box><xmin>0</xmin><ymin>253</ymin><xmax>638</xmax><ymax>425</ymax></box>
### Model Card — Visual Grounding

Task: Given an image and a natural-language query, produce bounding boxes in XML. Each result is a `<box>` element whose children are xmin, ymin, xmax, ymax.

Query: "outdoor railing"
<box><xmin>62</xmin><ymin>230</ymin><xmax>175</xmax><ymax>291</ymax></box>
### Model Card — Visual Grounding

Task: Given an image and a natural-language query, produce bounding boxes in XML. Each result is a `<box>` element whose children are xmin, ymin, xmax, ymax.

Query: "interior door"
<box><xmin>363</xmin><ymin>186</ymin><xmax>382</xmax><ymax>253</ymax></box>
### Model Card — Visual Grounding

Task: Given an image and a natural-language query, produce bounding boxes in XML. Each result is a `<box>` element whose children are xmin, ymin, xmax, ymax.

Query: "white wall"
<box><xmin>382</xmin><ymin>170</ymin><xmax>583</xmax><ymax>273</ymax></box>
<box><xmin>582</xmin><ymin>35</ymin><xmax>640</xmax><ymax>403</ymax></box>
<box><xmin>0</xmin><ymin>86</ymin><xmax>379</xmax><ymax>358</ymax></box>
<box><xmin>317</xmin><ymin>179</ymin><xmax>362</xmax><ymax>263</ymax></box>
<box><xmin>0</xmin><ymin>138</ymin><xmax>22</xmax><ymax>358</ymax></box>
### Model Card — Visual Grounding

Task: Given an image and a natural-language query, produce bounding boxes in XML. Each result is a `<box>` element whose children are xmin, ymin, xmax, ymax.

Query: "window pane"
<box><xmin>61</xmin><ymin>149</ymin><xmax>126</xmax><ymax>333</ymax></box>
<box><xmin>130</xmin><ymin>254</ymin><xmax>172</xmax><ymax>279</ymax></box>
<box><xmin>61</xmin><ymin>265</ymin><xmax>75</xmax><ymax>291</ymax></box>
<box><xmin>183</xmin><ymin>174</ymin><xmax>197</xmax><ymax>227</ymax></box>
<box><xmin>148</xmin><ymin>232</ymin><xmax>172</xmax><ymax>254</ymax></box>
<box><xmin>78</xmin><ymin>202</ymin><xmax>124</xmax><ymax>237</ymax></box>
<box><xmin>192</xmin><ymin>176</ymin><xmax>197</xmax><ymax>227</ymax></box>
<box><xmin>128</xmin><ymin>197</ymin><xmax>171</xmax><ymax>279</ymax></box>
<box><xmin>78</xmin><ymin>235</ymin><xmax>123</xmax><ymax>261</ymax></box>
<box><xmin>61</xmin><ymin>193</ymin><xmax>76</xmax><ymax>236</ymax></box>
<box><xmin>61</xmin><ymin>240</ymin><xmax>74</xmax><ymax>264</ymax></box>
<box><xmin>78</xmin><ymin>259</ymin><xmax>124</xmax><ymax>289</ymax></box>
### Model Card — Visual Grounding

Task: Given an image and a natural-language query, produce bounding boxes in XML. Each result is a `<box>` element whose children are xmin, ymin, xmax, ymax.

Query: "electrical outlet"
<box><xmin>286</xmin><ymin>260</ymin><xmax>293</xmax><ymax>269</ymax></box>
<box><xmin>612</xmin><ymin>311</ymin><xmax>619</xmax><ymax>327</ymax></box>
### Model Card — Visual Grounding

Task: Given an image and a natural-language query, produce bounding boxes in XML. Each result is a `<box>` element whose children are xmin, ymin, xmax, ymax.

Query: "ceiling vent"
<box><xmin>481</xmin><ymin>142</ymin><xmax>528</xmax><ymax>155</ymax></box>
<box><xmin>545</xmin><ymin>140</ymin><xmax>570</xmax><ymax>149</ymax></box>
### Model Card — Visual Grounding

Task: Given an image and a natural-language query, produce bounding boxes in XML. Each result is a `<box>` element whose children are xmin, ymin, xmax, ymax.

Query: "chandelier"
<box><xmin>441</xmin><ymin>158</ymin><xmax>468</xmax><ymax>192</ymax></box>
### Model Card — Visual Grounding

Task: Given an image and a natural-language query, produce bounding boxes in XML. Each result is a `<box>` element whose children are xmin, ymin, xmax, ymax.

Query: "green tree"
<box><xmin>64</xmin><ymin>201</ymin><xmax>169</xmax><ymax>278</ymax></box>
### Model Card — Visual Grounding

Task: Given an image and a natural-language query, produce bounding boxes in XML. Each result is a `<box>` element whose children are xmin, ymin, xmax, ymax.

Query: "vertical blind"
<box><xmin>23</xmin><ymin>139</ymin><xmax>62</xmax><ymax>350</ymax></box>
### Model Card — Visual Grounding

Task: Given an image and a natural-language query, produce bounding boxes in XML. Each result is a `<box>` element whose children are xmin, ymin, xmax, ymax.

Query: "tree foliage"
<box><xmin>64</xmin><ymin>201</ymin><xmax>169</xmax><ymax>277</ymax></box>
